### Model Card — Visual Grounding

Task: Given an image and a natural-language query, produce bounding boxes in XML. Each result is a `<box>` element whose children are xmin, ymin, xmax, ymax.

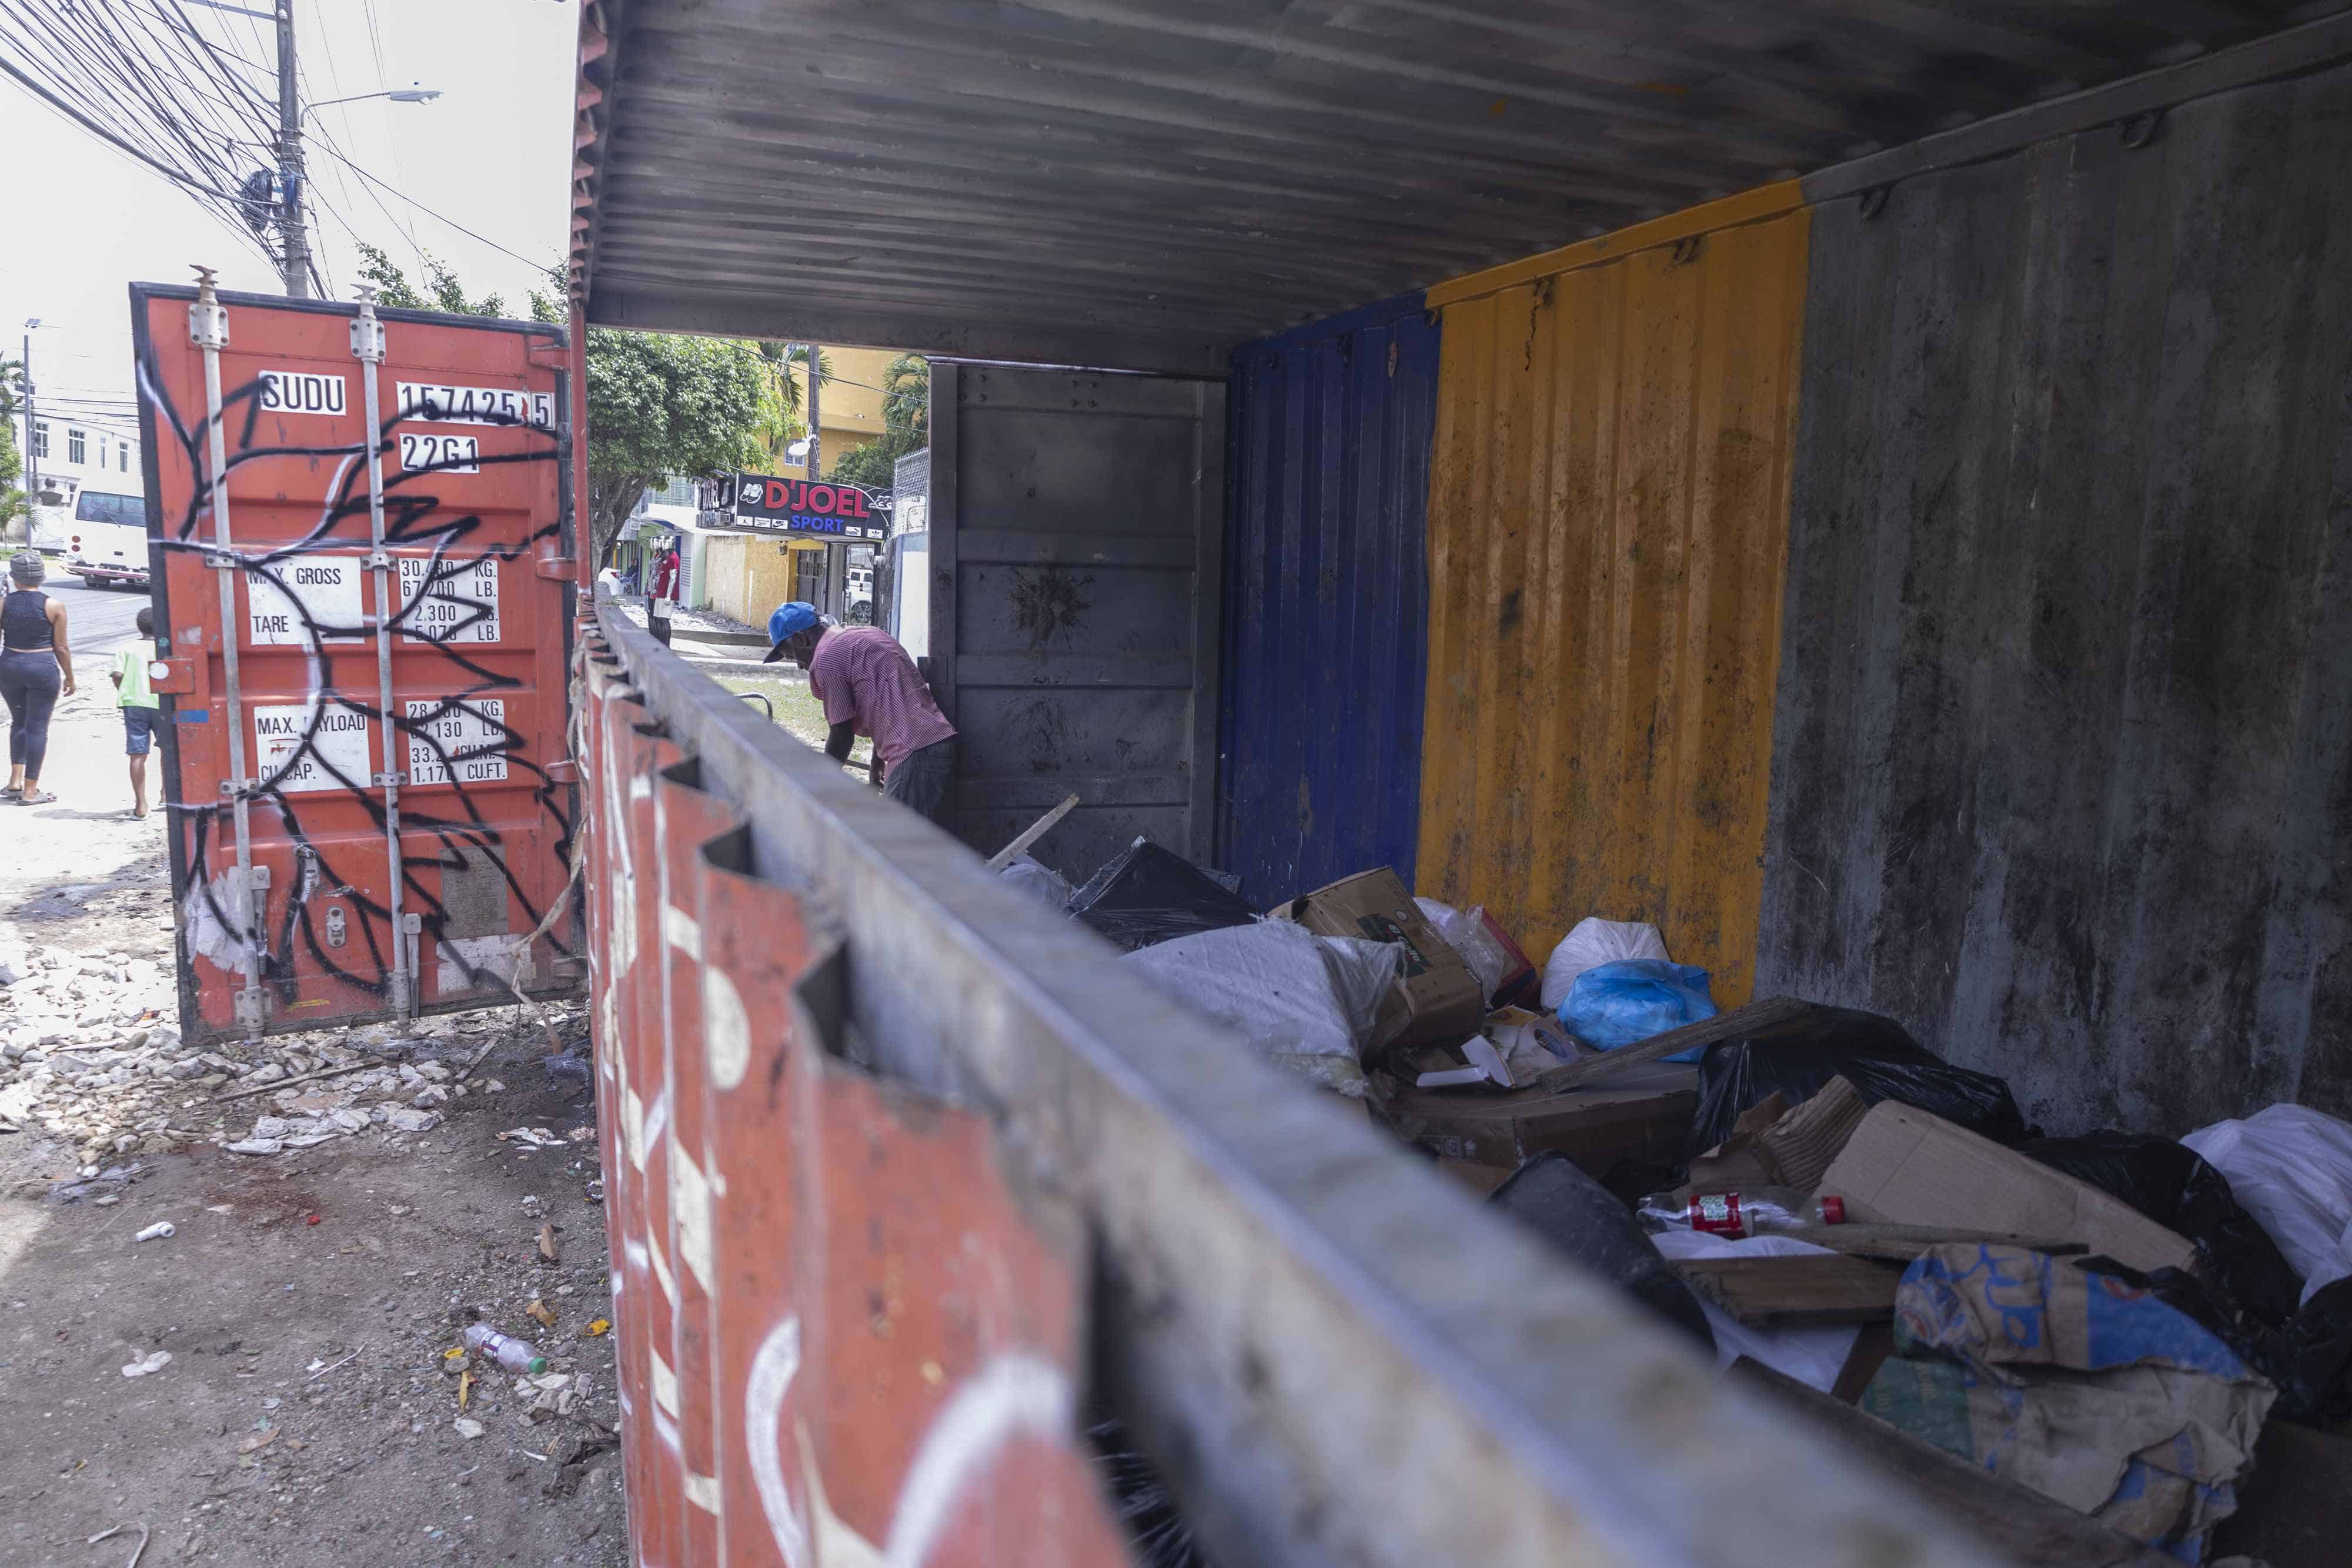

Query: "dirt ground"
<box><xmin>0</xmin><ymin>648</ymin><xmax>625</xmax><ymax>1566</ymax></box>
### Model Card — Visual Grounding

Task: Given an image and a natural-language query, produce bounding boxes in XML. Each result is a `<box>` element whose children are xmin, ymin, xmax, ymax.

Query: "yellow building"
<box><xmin>773</xmin><ymin>343</ymin><xmax>904</xmax><ymax>480</ymax></box>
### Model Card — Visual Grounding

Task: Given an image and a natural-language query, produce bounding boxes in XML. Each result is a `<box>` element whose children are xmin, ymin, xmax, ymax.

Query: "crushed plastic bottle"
<box><xmin>463</xmin><ymin>1323</ymin><xmax>548</xmax><ymax>1376</ymax></box>
<box><xmin>1638</xmin><ymin>1186</ymin><xmax>1847</xmax><ymax>1239</ymax></box>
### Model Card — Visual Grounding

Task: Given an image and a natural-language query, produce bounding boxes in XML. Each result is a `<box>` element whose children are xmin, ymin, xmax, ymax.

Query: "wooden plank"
<box><xmin>1800</xmin><ymin>1223</ymin><xmax>2088</xmax><ymax>1263</ymax></box>
<box><xmin>1673</xmin><ymin>1255</ymin><xmax>1901</xmax><ymax>1326</ymax></box>
<box><xmin>1535</xmin><ymin>994</ymin><xmax>1812</xmax><ymax>1092</ymax></box>
<box><xmin>985</xmin><ymin>793</ymin><xmax>1081</xmax><ymax>871</ymax></box>
<box><xmin>1730</xmin><ymin>1358</ymin><xmax>2177</xmax><ymax>1568</ymax></box>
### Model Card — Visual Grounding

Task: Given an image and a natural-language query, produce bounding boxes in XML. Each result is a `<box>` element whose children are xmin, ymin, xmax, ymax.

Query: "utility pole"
<box><xmin>275</xmin><ymin>0</ymin><xmax>310</xmax><ymax>298</ymax></box>
<box><xmin>803</xmin><ymin>343</ymin><xmax>821</xmax><ymax>482</ymax></box>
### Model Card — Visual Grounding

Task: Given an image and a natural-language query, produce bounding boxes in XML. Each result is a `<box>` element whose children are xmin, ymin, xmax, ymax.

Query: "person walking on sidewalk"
<box><xmin>111</xmin><ymin>606</ymin><xmax>161</xmax><ymax>819</ymax></box>
<box><xmin>763</xmin><ymin>601</ymin><xmax>957</xmax><ymax>824</ymax></box>
<box><xmin>1</xmin><ymin>551</ymin><xmax>72</xmax><ymax>807</ymax></box>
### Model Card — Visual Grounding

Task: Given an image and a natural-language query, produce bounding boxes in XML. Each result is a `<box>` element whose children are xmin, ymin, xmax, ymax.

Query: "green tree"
<box><xmin>579</xmin><ymin>330</ymin><xmax>773</xmax><ymax>562</ymax></box>
<box><xmin>0</xmin><ymin>359</ymin><xmax>24</xmax><ymax>534</ymax></box>
<box><xmin>356</xmin><ymin>243</ymin><xmax>506</xmax><ymax>317</ymax></box>
<box><xmin>826</xmin><ymin>353</ymin><xmax>929</xmax><ymax>493</ymax></box>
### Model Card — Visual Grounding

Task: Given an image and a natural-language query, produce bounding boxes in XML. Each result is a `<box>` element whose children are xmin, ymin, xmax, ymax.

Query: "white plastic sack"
<box><xmin>1649</xmin><ymin>1228</ymin><xmax>1859</xmax><ymax>1392</ymax></box>
<box><xmin>1124</xmin><ymin>921</ymin><xmax>1401</xmax><ymax>1097</ymax></box>
<box><xmin>2183</xmin><ymin>1104</ymin><xmax>2352</xmax><ymax>1306</ymax></box>
<box><xmin>1542</xmin><ymin>917</ymin><xmax>1669</xmax><ymax>1011</ymax></box>
<box><xmin>1414</xmin><ymin>897</ymin><xmax>1515</xmax><ymax>1003</ymax></box>
<box><xmin>999</xmin><ymin>854</ymin><xmax>1074</xmax><ymax>910</ymax></box>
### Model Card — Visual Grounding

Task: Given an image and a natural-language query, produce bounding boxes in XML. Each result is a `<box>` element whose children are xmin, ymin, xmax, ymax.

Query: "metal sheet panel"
<box><xmin>1415</xmin><ymin>193</ymin><xmax>1810</xmax><ymax>1005</ymax></box>
<box><xmin>133</xmin><ymin>282</ymin><xmax>578</xmax><ymax>1048</ymax></box>
<box><xmin>1758</xmin><ymin>58</ymin><xmax>2352</xmax><ymax>1134</ymax></box>
<box><xmin>569</xmin><ymin>1</ymin><xmax>2343</xmax><ymax>369</ymax></box>
<box><xmin>1220</xmin><ymin>295</ymin><xmax>1439</xmax><ymax>905</ymax></box>
<box><xmin>930</xmin><ymin>363</ymin><xmax>1224</xmax><ymax>877</ymax></box>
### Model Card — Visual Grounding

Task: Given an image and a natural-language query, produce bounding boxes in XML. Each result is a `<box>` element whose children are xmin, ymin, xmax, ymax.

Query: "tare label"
<box><xmin>258</xmin><ymin>370</ymin><xmax>348</xmax><ymax>417</ymax></box>
<box><xmin>253</xmin><ymin>704</ymin><xmax>372</xmax><ymax>793</ymax></box>
<box><xmin>246</xmin><ymin>559</ymin><xmax>364</xmax><ymax>646</ymax></box>
<box><xmin>406</xmin><ymin>699</ymin><xmax>508</xmax><ymax>786</ymax></box>
<box><xmin>395</xmin><ymin>381</ymin><xmax>554</xmax><ymax>429</ymax></box>
<box><xmin>397</xmin><ymin>557</ymin><xmax>499</xmax><ymax>644</ymax></box>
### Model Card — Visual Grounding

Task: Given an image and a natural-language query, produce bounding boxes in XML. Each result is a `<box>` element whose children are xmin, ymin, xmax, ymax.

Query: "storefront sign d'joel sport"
<box><xmin>717</xmin><ymin>473</ymin><xmax>891</xmax><ymax>541</ymax></box>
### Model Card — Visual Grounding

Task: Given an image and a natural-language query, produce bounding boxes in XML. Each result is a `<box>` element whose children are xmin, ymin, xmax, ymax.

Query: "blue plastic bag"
<box><xmin>1558</xmin><ymin>959</ymin><xmax>1717</xmax><ymax>1059</ymax></box>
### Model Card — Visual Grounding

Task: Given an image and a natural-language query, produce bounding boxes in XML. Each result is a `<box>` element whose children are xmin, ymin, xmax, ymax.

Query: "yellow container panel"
<box><xmin>1417</xmin><ymin>195</ymin><xmax>1810</xmax><ymax>1005</ymax></box>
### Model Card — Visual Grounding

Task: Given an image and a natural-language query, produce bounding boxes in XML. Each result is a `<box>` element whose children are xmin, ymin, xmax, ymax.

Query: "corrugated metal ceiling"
<box><xmin>572</xmin><ymin>1</ymin><xmax>2342</xmax><ymax>371</ymax></box>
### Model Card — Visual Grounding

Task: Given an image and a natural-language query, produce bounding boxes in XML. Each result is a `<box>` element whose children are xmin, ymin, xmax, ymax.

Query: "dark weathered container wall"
<box><xmin>1758</xmin><ymin>61</ymin><xmax>2352</xmax><ymax>1135</ymax></box>
<box><xmin>1219</xmin><ymin>296</ymin><xmax>1439</xmax><ymax>903</ymax></box>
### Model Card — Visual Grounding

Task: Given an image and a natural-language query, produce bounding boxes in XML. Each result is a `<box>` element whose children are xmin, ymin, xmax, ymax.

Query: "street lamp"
<box><xmin>278</xmin><ymin>83</ymin><xmax>440</xmax><ymax>298</ymax></box>
<box><xmin>302</xmin><ymin>84</ymin><xmax>442</xmax><ymax>119</ymax></box>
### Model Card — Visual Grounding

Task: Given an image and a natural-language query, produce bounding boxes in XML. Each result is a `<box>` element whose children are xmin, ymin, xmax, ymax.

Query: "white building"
<box><xmin>21</xmin><ymin>411</ymin><xmax>144</xmax><ymax>550</ymax></box>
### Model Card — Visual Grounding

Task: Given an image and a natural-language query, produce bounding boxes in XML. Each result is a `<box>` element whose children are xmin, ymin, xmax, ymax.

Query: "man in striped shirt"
<box><xmin>764</xmin><ymin>601</ymin><xmax>957</xmax><ymax>824</ymax></box>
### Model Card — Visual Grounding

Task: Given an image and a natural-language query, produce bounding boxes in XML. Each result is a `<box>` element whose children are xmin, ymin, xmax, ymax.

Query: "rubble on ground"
<box><xmin>0</xmin><ymin>934</ymin><xmax>588</xmax><ymax>1168</ymax></box>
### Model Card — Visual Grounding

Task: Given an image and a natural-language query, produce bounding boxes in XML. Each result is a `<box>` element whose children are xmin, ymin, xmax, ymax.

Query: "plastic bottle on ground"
<box><xmin>1638</xmin><ymin>1187</ymin><xmax>1847</xmax><ymax>1239</ymax></box>
<box><xmin>463</xmin><ymin>1323</ymin><xmax>549</xmax><ymax>1376</ymax></box>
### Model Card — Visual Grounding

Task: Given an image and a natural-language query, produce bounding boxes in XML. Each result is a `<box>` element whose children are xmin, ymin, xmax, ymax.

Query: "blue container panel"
<box><xmin>1218</xmin><ymin>295</ymin><xmax>1440</xmax><ymax>906</ymax></box>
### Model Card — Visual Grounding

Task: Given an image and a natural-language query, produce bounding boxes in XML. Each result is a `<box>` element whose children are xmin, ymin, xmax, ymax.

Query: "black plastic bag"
<box><xmin>2020</xmin><ymin>1132</ymin><xmax>2305</xmax><ymax>1331</ymax></box>
<box><xmin>1064</xmin><ymin>839</ymin><xmax>1259</xmax><ymax>952</ymax></box>
<box><xmin>1488</xmin><ymin>1152</ymin><xmax>1716</xmax><ymax>1353</ymax></box>
<box><xmin>2072</xmin><ymin>1257</ymin><xmax>2352</xmax><ymax>1423</ymax></box>
<box><xmin>1685</xmin><ymin>1005</ymin><xmax>2032</xmax><ymax>1162</ymax></box>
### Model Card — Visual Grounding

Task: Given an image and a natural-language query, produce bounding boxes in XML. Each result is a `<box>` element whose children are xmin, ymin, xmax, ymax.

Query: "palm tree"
<box><xmin>754</xmin><ymin>342</ymin><xmax>835</xmax><ymax>461</ymax></box>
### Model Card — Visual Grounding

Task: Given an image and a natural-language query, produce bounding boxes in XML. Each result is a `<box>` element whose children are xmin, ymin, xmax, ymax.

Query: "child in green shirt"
<box><xmin>111</xmin><ymin>607</ymin><xmax>161</xmax><ymax>820</ymax></box>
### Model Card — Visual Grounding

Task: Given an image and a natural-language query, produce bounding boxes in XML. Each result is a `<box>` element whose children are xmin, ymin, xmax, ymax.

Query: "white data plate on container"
<box><xmin>395</xmin><ymin>381</ymin><xmax>553</xmax><ymax>429</ymax></box>
<box><xmin>246</xmin><ymin>559</ymin><xmax>363</xmax><ymax>646</ymax></box>
<box><xmin>399</xmin><ymin>432</ymin><xmax>478</xmax><ymax>473</ymax></box>
<box><xmin>397</xmin><ymin>556</ymin><xmax>499</xmax><ymax>644</ymax></box>
<box><xmin>259</xmin><ymin>370</ymin><xmax>347</xmax><ymax>417</ymax></box>
<box><xmin>407</xmin><ymin>699</ymin><xmax>507</xmax><ymax>785</ymax></box>
<box><xmin>253</xmin><ymin>704</ymin><xmax>371</xmax><ymax>793</ymax></box>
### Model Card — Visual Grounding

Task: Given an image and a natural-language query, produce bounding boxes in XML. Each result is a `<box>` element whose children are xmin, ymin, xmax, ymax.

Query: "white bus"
<box><xmin>63</xmin><ymin>489</ymin><xmax>152</xmax><ymax>590</ymax></box>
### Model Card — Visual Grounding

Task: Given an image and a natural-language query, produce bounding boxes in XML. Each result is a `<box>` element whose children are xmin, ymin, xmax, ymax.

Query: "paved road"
<box><xmin>43</xmin><ymin>570</ymin><xmax>150</xmax><ymax>667</ymax></box>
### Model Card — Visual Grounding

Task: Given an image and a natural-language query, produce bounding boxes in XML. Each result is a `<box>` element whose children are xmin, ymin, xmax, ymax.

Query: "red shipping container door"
<box><xmin>131</xmin><ymin>279</ymin><xmax>579</xmax><ymax>1048</ymax></box>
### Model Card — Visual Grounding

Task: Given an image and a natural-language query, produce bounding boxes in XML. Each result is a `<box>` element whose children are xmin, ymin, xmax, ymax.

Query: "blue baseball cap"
<box><xmin>763</xmin><ymin>601</ymin><xmax>824</xmax><ymax>663</ymax></box>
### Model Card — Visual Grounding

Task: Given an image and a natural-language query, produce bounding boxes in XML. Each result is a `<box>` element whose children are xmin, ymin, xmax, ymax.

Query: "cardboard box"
<box><xmin>1271</xmin><ymin>868</ymin><xmax>1484</xmax><ymax>1052</ymax></box>
<box><xmin>1381</xmin><ymin>1064</ymin><xmax>1700</xmax><ymax>1174</ymax></box>
<box><xmin>1818</xmin><ymin>1102</ymin><xmax>2195</xmax><ymax>1275</ymax></box>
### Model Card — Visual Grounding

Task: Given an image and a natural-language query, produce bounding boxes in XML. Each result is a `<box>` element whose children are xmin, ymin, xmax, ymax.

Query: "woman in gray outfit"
<box><xmin>2</xmin><ymin>551</ymin><xmax>74</xmax><ymax>806</ymax></box>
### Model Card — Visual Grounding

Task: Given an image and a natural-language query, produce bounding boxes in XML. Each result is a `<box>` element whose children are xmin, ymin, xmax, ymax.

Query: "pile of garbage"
<box><xmin>0</xmin><ymin>934</ymin><xmax>586</xmax><ymax>1164</ymax></box>
<box><xmin>1008</xmin><ymin>838</ymin><xmax>2352</xmax><ymax>1567</ymax></box>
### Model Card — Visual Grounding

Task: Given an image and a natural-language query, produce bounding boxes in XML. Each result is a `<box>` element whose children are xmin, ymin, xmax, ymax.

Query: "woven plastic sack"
<box><xmin>1123</xmin><ymin>921</ymin><xmax>1399</xmax><ymax>1096</ymax></box>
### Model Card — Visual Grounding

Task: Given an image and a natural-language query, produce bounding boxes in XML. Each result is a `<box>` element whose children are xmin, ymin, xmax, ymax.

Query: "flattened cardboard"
<box><xmin>1273</xmin><ymin>868</ymin><xmax>1484</xmax><ymax>1052</ymax></box>
<box><xmin>1383</xmin><ymin>1064</ymin><xmax>1699</xmax><ymax>1173</ymax></box>
<box><xmin>1818</xmin><ymin>1102</ymin><xmax>2194</xmax><ymax>1275</ymax></box>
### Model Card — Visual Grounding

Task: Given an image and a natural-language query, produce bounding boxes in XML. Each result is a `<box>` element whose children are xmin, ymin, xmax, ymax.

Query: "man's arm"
<box><xmin>826</xmin><ymin>719</ymin><xmax>856</xmax><ymax>763</ymax></box>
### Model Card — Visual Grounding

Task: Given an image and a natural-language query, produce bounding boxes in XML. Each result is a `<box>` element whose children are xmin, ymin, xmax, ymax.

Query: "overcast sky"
<box><xmin>1</xmin><ymin>0</ymin><xmax>576</xmax><ymax>432</ymax></box>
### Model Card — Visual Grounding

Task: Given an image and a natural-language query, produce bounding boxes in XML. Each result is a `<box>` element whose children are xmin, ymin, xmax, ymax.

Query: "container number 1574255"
<box><xmin>399</xmin><ymin>433</ymin><xmax>479</xmax><ymax>473</ymax></box>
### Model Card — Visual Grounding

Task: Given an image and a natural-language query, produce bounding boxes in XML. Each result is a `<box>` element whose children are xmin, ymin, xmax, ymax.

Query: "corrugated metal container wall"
<box><xmin>1416</xmin><ymin>189</ymin><xmax>1812</xmax><ymax>1005</ymax></box>
<box><xmin>1220</xmin><ymin>295</ymin><xmax>1439</xmax><ymax>903</ymax></box>
<box><xmin>1757</xmin><ymin>59</ymin><xmax>2352</xmax><ymax>1136</ymax></box>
